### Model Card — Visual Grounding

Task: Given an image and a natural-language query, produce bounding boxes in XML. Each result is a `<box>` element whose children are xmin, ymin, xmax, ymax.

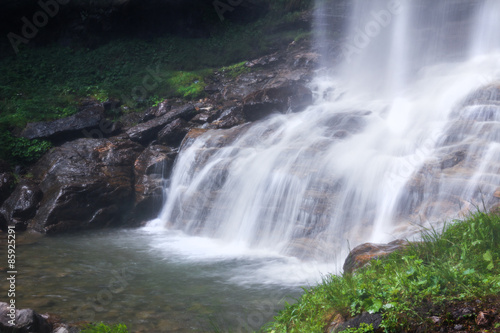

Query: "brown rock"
<box><xmin>343</xmin><ymin>239</ymin><xmax>410</xmax><ymax>274</ymax></box>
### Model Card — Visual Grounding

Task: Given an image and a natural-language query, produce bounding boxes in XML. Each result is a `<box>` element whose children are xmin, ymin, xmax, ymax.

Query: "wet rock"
<box><xmin>142</xmin><ymin>100</ymin><xmax>172</xmax><ymax>122</ymax></box>
<box><xmin>440</xmin><ymin>150</ymin><xmax>466</xmax><ymax>169</ymax></box>
<box><xmin>130</xmin><ymin>144</ymin><xmax>177</xmax><ymax>224</ymax></box>
<box><xmin>343</xmin><ymin>239</ymin><xmax>409</xmax><ymax>274</ymax></box>
<box><xmin>476</xmin><ymin>310</ymin><xmax>496</xmax><ymax>326</ymax></box>
<box><xmin>245</xmin><ymin>52</ymin><xmax>284</xmax><ymax>68</ymax></box>
<box><xmin>204</xmin><ymin>84</ymin><xmax>220</xmax><ymax>94</ymax></box>
<box><xmin>331</xmin><ymin>312</ymin><xmax>382</xmax><ymax>333</ymax></box>
<box><xmin>242</xmin><ymin>81</ymin><xmax>313</xmax><ymax>121</ymax></box>
<box><xmin>127</xmin><ymin>104</ymin><xmax>196</xmax><ymax>144</ymax></box>
<box><xmin>191</xmin><ymin>107</ymin><xmax>222</xmax><ymax>124</ymax></box>
<box><xmin>0</xmin><ymin>172</ymin><xmax>16</xmax><ymax>206</ymax></box>
<box><xmin>461</xmin><ymin>84</ymin><xmax>500</xmax><ymax>107</ymax></box>
<box><xmin>0</xmin><ymin>181</ymin><xmax>43</xmax><ymax>231</ymax></box>
<box><xmin>28</xmin><ymin>138</ymin><xmax>143</xmax><ymax>233</ymax></box>
<box><xmin>211</xmin><ymin>106</ymin><xmax>247</xmax><ymax>129</ymax></box>
<box><xmin>0</xmin><ymin>302</ymin><xmax>52</xmax><ymax>333</ymax></box>
<box><xmin>20</xmin><ymin>103</ymin><xmax>105</xmax><ymax>141</ymax></box>
<box><xmin>157</xmin><ymin>118</ymin><xmax>191</xmax><ymax>147</ymax></box>
<box><xmin>180</xmin><ymin>128</ymin><xmax>210</xmax><ymax>149</ymax></box>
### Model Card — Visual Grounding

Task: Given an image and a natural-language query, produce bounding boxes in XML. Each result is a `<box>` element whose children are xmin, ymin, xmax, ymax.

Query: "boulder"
<box><xmin>141</xmin><ymin>100</ymin><xmax>172</xmax><ymax>122</ymax></box>
<box><xmin>0</xmin><ymin>172</ymin><xmax>16</xmax><ymax>206</ymax></box>
<box><xmin>211</xmin><ymin>106</ymin><xmax>247</xmax><ymax>129</ymax></box>
<box><xmin>242</xmin><ymin>81</ymin><xmax>312</xmax><ymax>121</ymax></box>
<box><xmin>127</xmin><ymin>104</ymin><xmax>196</xmax><ymax>144</ymax></box>
<box><xmin>157</xmin><ymin>118</ymin><xmax>191</xmax><ymax>147</ymax></box>
<box><xmin>0</xmin><ymin>302</ymin><xmax>52</xmax><ymax>333</ymax></box>
<box><xmin>0</xmin><ymin>181</ymin><xmax>42</xmax><ymax>231</ymax></box>
<box><xmin>130</xmin><ymin>144</ymin><xmax>177</xmax><ymax>224</ymax></box>
<box><xmin>343</xmin><ymin>239</ymin><xmax>409</xmax><ymax>274</ymax></box>
<box><xmin>28</xmin><ymin>137</ymin><xmax>143</xmax><ymax>233</ymax></box>
<box><xmin>20</xmin><ymin>103</ymin><xmax>105</xmax><ymax>141</ymax></box>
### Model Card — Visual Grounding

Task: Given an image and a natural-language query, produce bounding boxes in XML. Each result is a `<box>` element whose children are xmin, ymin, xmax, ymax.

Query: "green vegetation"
<box><xmin>80</xmin><ymin>323</ymin><xmax>128</xmax><ymax>333</ymax></box>
<box><xmin>0</xmin><ymin>130</ymin><xmax>52</xmax><ymax>166</ymax></box>
<box><xmin>264</xmin><ymin>210</ymin><xmax>500</xmax><ymax>332</ymax></box>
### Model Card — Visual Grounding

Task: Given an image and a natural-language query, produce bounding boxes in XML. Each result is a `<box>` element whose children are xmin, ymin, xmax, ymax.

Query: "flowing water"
<box><xmin>153</xmin><ymin>0</ymin><xmax>500</xmax><ymax>265</ymax></box>
<box><xmin>9</xmin><ymin>1</ymin><xmax>500</xmax><ymax>332</ymax></box>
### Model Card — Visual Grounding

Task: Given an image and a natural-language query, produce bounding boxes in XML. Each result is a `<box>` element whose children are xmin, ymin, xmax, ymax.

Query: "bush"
<box><xmin>80</xmin><ymin>323</ymin><xmax>128</xmax><ymax>333</ymax></box>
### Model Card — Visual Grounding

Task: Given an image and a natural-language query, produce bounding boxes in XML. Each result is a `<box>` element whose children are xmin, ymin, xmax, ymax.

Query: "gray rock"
<box><xmin>127</xmin><ymin>104</ymin><xmax>196</xmax><ymax>144</ymax></box>
<box><xmin>28</xmin><ymin>137</ymin><xmax>143</xmax><ymax>233</ymax></box>
<box><xmin>0</xmin><ymin>302</ymin><xmax>52</xmax><ymax>333</ymax></box>
<box><xmin>0</xmin><ymin>180</ymin><xmax>42</xmax><ymax>231</ymax></box>
<box><xmin>20</xmin><ymin>104</ymin><xmax>105</xmax><ymax>141</ymax></box>
<box><xmin>157</xmin><ymin>118</ymin><xmax>191</xmax><ymax>147</ymax></box>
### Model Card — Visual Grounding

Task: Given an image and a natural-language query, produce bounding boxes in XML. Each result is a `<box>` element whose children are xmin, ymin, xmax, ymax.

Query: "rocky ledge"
<box><xmin>0</xmin><ymin>38</ymin><xmax>317</xmax><ymax>234</ymax></box>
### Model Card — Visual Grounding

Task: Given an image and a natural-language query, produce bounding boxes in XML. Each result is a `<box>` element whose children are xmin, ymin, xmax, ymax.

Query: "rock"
<box><xmin>180</xmin><ymin>128</ymin><xmax>210</xmax><ymax>149</ymax></box>
<box><xmin>331</xmin><ymin>312</ymin><xmax>382</xmax><ymax>333</ymax></box>
<box><xmin>242</xmin><ymin>81</ymin><xmax>313</xmax><ymax>121</ymax></box>
<box><xmin>494</xmin><ymin>188</ymin><xmax>500</xmax><ymax>198</ymax></box>
<box><xmin>127</xmin><ymin>104</ymin><xmax>196</xmax><ymax>144</ymax></box>
<box><xmin>142</xmin><ymin>100</ymin><xmax>172</xmax><ymax>122</ymax></box>
<box><xmin>440</xmin><ymin>150</ymin><xmax>466</xmax><ymax>169</ymax></box>
<box><xmin>204</xmin><ymin>84</ymin><xmax>220</xmax><ymax>94</ymax></box>
<box><xmin>245</xmin><ymin>52</ymin><xmax>284</xmax><ymax>68</ymax></box>
<box><xmin>0</xmin><ymin>160</ymin><xmax>11</xmax><ymax>173</ymax></box>
<box><xmin>20</xmin><ymin>103</ymin><xmax>105</xmax><ymax>141</ymax></box>
<box><xmin>130</xmin><ymin>144</ymin><xmax>177</xmax><ymax>224</ymax></box>
<box><xmin>211</xmin><ymin>106</ymin><xmax>247</xmax><ymax>129</ymax></box>
<box><xmin>343</xmin><ymin>239</ymin><xmax>409</xmax><ymax>274</ymax></box>
<box><xmin>0</xmin><ymin>172</ymin><xmax>16</xmax><ymax>206</ymax></box>
<box><xmin>0</xmin><ymin>181</ymin><xmax>43</xmax><ymax>231</ymax></box>
<box><xmin>28</xmin><ymin>138</ymin><xmax>143</xmax><ymax>233</ymax></box>
<box><xmin>191</xmin><ymin>108</ymin><xmax>222</xmax><ymax>124</ymax></box>
<box><xmin>157</xmin><ymin>118</ymin><xmax>190</xmax><ymax>147</ymax></box>
<box><xmin>0</xmin><ymin>302</ymin><xmax>52</xmax><ymax>333</ymax></box>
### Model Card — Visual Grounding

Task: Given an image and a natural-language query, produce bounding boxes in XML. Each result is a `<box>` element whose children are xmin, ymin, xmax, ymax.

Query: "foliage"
<box><xmin>80</xmin><ymin>323</ymin><xmax>128</xmax><ymax>333</ymax></box>
<box><xmin>0</xmin><ymin>2</ymin><xmax>310</xmax><ymax>128</ymax></box>
<box><xmin>264</xmin><ymin>211</ymin><xmax>500</xmax><ymax>332</ymax></box>
<box><xmin>0</xmin><ymin>129</ymin><xmax>52</xmax><ymax>165</ymax></box>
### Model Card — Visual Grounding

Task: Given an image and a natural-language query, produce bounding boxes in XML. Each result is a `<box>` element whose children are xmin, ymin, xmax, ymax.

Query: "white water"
<box><xmin>149</xmin><ymin>0</ymin><xmax>500</xmax><ymax>281</ymax></box>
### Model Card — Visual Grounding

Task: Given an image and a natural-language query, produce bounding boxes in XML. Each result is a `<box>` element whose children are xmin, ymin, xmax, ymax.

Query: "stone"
<box><xmin>130</xmin><ymin>144</ymin><xmax>177</xmax><ymax>224</ymax></box>
<box><xmin>242</xmin><ymin>81</ymin><xmax>313</xmax><ymax>121</ymax></box>
<box><xmin>0</xmin><ymin>302</ymin><xmax>52</xmax><ymax>333</ymax></box>
<box><xmin>127</xmin><ymin>104</ymin><xmax>196</xmax><ymax>144</ymax></box>
<box><xmin>0</xmin><ymin>180</ymin><xmax>43</xmax><ymax>231</ymax></box>
<box><xmin>20</xmin><ymin>103</ymin><xmax>105</xmax><ymax>141</ymax></box>
<box><xmin>494</xmin><ymin>188</ymin><xmax>500</xmax><ymax>198</ymax></box>
<box><xmin>142</xmin><ymin>100</ymin><xmax>172</xmax><ymax>122</ymax></box>
<box><xmin>28</xmin><ymin>137</ymin><xmax>143</xmax><ymax>233</ymax></box>
<box><xmin>157</xmin><ymin>118</ymin><xmax>190</xmax><ymax>147</ymax></box>
<box><xmin>343</xmin><ymin>239</ymin><xmax>410</xmax><ymax>274</ymax></box>
<box><xmin>331</xmin><ymin>312</ymin><xmax>382</xmax><ymax>333</ymax></box>
<box><xmin>0</xmin><ymin>172</ymin><xmax>16</xmax><ymax>206</ymax></box>
<box><xmin>211</xmin><ymin>106</ymin><xmax>246</xmax><ymax>129</ymax></box>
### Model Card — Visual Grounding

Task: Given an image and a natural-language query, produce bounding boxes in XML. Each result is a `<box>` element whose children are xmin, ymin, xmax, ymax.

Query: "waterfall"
<box><xmin>150</xmin><ymin>0</ymin><xmax>500</xmax><ymax>266</ymax></box>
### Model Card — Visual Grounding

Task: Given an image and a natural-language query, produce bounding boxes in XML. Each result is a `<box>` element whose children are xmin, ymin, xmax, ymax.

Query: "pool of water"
<box><xmin>7</xmin><ymin>227</ymin><xmax>337</xmax><ymax>332</ymax></box>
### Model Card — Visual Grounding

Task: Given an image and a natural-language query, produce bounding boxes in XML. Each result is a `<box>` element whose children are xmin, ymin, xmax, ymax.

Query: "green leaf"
<box><xmin>367</xmin><ymin>299</ymin><xmax>383</xmax><ymax>314</ymax></box>
<box><xmin>483</xmin><ymin>250</ymin><xmax>493</xmax><ymax>262</ymax></box>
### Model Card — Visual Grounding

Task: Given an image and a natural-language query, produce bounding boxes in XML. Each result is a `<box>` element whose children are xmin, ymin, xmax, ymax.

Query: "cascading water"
<box><xmin>150</xmin><ymin>0</ymin><xmax>500</xmax><ymax>273</ymax></box>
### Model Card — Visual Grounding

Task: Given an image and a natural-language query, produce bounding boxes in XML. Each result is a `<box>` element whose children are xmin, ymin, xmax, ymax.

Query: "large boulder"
<box><xmin>343</xmin><ymin>239</ymin><xmax>409</xmax><ymax>274</ymax></box>
<box><xmin>28</xmin><ymin>137</ymin><xmax>143</xmax><ymax>233</ymax></box>
<box><xmin>0</xmin><ymin>181</ymin><xmax>42</xmax><ymax>231</ymax></box>
<box><xmin>157</xmin><ymin>118</ymin><xmax>191</xmax><ymax>146</ymax></box>
<box><xmin>130</xmin><ymin>144</ymin><xmax>177</xmax><ymax>224</ymax></box>
<box><xmin>126</xmin><ymin>104</ymin><xmax>196</xmax><ymax>145</ymax></box>
<box><xmin>0</xmin><ymin>172</ymin><xmax>16</xmax><ymax>206</ymax></box>
<box><xmin>0</xmin><ymin>302</ymin><xmax>52</xmax><ymax>333</ymax></box>
<box><xmin>242</xmin><ymin>81</ymin><xmax>312</xmax><ymax>121</ymax></box>
<box><xmin>20</xmin><ymin>103</ymin><xmax>105</xmax><ymax>141</ymax></box>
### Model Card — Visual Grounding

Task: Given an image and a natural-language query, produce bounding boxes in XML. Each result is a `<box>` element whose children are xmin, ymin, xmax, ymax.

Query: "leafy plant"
<box><xmin>80</xmin><ymin>323</ymin><xmax>128</xmax><ymax>333</ymax></box>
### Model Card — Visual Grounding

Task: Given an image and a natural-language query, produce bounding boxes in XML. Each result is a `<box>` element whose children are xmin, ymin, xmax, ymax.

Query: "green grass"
<box><xmin>80</xmin><ymin>323</ymin><xmax>128</xmax><ymax>333</ymax></box>
<box><xmin>263</xmin><ymin>210</ymin><xmax>500</xmax><ymax>332</ymax></box>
